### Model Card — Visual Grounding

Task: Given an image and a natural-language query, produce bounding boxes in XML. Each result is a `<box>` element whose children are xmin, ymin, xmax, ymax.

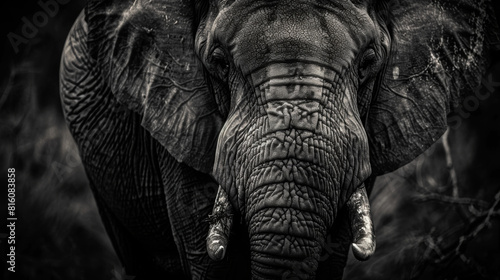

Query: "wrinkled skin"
<box><xmin>206</xmin><ymin>2</ymin><xmax>378</xmax><ymax>278</ymax></box>
<box><xmin>60</xmin><ymin>0</ymin><xmax>497</xmax><ymax>279</ymax></box>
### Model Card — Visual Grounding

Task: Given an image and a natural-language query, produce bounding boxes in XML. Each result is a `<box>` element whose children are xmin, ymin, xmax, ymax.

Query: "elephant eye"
<box><xmin>209</xmin><ymin>47</ymin><xmax>230</xmax><ymax>81</ymax></box>
<box><xmin>358</xmin><ymin>48</ymin><xmax>378</xmax><ymax>82</ymax></box>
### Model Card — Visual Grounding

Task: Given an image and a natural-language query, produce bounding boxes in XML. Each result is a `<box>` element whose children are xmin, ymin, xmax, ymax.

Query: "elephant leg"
<box><xmin>90</xmin><ymin>181</ymin><xmax>185</xmax><ymax>279</ymax></box>
<box><xmin>156</xmin><ymin>149</ymin><xmax>237</xmax><ymax>279</ymax></box>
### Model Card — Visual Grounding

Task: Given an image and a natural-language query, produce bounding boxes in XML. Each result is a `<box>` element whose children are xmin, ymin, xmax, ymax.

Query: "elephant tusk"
<box><xmin>206</xmin><ymin>186</ymin><xmax>233</xmax><ymax>261</ymax></box>
<box><xmin>346</xmin><ymin>184</ymin><xmax>376</xmax><ymax>261</ymax></box>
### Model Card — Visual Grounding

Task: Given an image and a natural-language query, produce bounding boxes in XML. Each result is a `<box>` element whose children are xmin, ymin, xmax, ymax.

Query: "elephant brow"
<box><xmin>250</xmin><ymin>62</ymin><xmax>341</xmax><ymax>88</ymax></box>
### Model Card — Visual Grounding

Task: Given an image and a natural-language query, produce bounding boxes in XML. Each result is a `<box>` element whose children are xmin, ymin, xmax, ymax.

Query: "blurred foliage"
<box><xmin>345</xmin><ymin>62</ymin><xmax>500</xmax><ymax>279</ymax></box>
<box><xmin>1</xmin><ymin>1</ymin><xmax>499</xmax><ymax>280</ymax></box>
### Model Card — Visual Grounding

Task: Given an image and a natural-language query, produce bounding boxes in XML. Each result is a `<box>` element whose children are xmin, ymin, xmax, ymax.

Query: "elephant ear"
<box><xmin>368</xmin><ymin>0</ymin><xmax>499</xmax><ymax>175</ymax></box>
<box><xmin>85</xmin><ymin>0</ymin><xmax>222</xmax><ymax>173</ymax></box>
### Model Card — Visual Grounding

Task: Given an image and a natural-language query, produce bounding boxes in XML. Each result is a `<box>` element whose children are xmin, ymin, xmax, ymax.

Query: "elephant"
<box><xmin>59</xmin><ymin>0</ymin><xmax>498</xmax><ymax>279</ymax></box>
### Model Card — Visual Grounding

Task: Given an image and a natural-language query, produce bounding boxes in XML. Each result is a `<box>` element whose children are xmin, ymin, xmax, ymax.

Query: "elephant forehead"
<box><xmin>213</xmin><ymin>0</ymin><xmax>376</xmax><ymax>75</ymax></box>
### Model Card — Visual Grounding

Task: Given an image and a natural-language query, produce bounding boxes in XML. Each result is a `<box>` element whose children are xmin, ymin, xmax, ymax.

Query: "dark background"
<box><xmin>1</xmin><ymin>1</ymin><xmax>499</xmax><ymax>279</ymax></box>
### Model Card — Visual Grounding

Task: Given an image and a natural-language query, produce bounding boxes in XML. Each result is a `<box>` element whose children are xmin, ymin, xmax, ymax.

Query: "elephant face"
<box><xmin>203</xmin><ymin>0</ymin><xmax>380</xmax><ymax>201</ymax></box>
<box><xmin>198</xmin><ymin>1</ymin><xmax>383</xmax><ymax>276</ymax></box>
<box><xmin>81</xmin><ymin>0</ymin><xmax>497</xmax><ymax>278</ymax></box>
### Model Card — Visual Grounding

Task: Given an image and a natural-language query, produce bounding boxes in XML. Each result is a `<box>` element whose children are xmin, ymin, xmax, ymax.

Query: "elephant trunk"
<box><xmin>245</xmin><ymin>184</ymin><xmax>375</xmax><ymax>279</ymax></box>
<box><xmin>247</xmin><ymin>196</ymin><xmax>326</xmax><ymax>280</ymax></box>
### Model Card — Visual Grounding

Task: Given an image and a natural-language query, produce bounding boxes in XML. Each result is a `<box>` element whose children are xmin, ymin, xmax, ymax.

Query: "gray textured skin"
<box><xmin>60</xmin><ymin>0</ymin><xmax>497</xmax><ymax>279</ymax></box>
<box><xmin>207</xmin><ymin>3</ymin><xmax>380</xmax><ymax>278</ymax></box>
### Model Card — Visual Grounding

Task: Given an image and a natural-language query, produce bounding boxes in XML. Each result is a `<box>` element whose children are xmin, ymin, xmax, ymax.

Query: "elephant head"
<box><xmin>77</xmin><ymin>0</ymin><xmax>497</xmax><ymax>278</ymax></box>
